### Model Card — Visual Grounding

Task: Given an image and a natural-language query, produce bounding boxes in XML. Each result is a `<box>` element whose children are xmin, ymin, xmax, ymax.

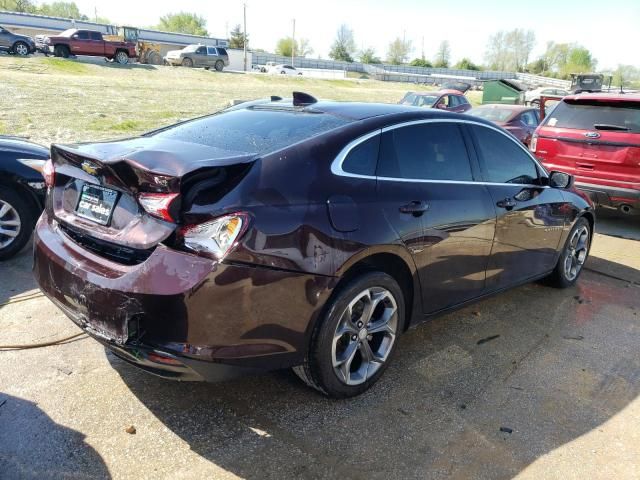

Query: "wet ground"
<box><xmin>1</xmin><ymin>211</ymin><xmax>639</xmax><ymax>479</ymax></box>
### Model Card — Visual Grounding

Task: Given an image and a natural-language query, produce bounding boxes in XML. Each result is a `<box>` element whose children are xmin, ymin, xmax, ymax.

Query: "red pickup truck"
<box><xmin>43</xmin><ymin>29</ymin><xmax>136</xmax><ymax>64</ymax></box>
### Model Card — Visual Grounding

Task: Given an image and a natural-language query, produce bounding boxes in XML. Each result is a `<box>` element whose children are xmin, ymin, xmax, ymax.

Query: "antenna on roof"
<box><xmin>292</xmin><ymin>91</ymin><xmax>318</xmax><ymax>107</ymax></box>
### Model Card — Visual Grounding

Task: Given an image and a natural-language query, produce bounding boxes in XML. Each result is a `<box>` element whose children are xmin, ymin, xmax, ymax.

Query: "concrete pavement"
<box><xmin>1</xmin><ymin>214</ymin><xmax>639</xmax><ymax>479</ymax></box>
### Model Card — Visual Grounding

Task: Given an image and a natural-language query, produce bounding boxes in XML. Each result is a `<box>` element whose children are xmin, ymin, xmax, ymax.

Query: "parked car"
<box><xmin>42</xmin><ymin>29</ymin><xmax>136</xmax><ymax>64</ymax></box>
<box><xmin>0</xmin><ymin>137</ymin><xmax>49</xmax><ymax>260</ymax></box>
<box><xmin>164</xmin><ymin>44</ymin><xmax>229</xmax><ymax>71</ymax></box>
<box><xmin>0</xmin><ymin>25</ymin><xmax>36</xmax><ymax>56</ymax></box>
<box><xmin>532</xmin><ymin>93</ymin><xmax>640</xmax><ymax>215</ymax></box>
<box><xmin>525</xmin><ymin>87</ymin><xmax>569</xmax><ymax>106</ymax></box>
<box><xmin>399</xmin><ymin>89</ymin><xmax>472</xmax><ymax>113</ymax></box>
<box><xmin>33</xmin><ymin>94</ymin><xmax>594</xmax><ymax>398</ymax></box>
<box><xmin>468</xmin><ymin>104</ymin><xmax>540</xmax><ymax>146</ymax></box>
<box><xmin>268</xmin><ymin>64</ymin><xmax>302</xmax><ymax>75</ymax></box>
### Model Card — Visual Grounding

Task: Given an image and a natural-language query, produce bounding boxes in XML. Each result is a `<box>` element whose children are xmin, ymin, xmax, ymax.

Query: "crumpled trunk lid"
<box><xmin>49</xmin><ymin>137</ymin><xmax>256</xmax><ymax>251</ymax></box>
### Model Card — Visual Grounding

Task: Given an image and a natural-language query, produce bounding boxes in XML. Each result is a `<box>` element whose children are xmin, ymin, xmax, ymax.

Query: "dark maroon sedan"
<box><xmin>399</xmin><ymin>89</ymin><xmax>472</xmax><ymax>113</ymax></box>
<box><xmin>468</xmin><ymin>104</ymin><xmax>540</xmax><ymax>146</ymax></box>
<box><xmin>34</xmin><ymin>93</ymin><xmax>593</xmax><ymax>398</ymax></box>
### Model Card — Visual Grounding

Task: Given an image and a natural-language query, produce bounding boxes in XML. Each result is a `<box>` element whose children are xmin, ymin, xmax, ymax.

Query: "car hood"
<box><xmin>166</xmin><ymin>49</ymin><xmax>183</xmax><ymax>57</ymax></box>
<box><xmin>12</xmin><ymin>33</ymin><xmax>34</xmax><ymax>43</ymax></box>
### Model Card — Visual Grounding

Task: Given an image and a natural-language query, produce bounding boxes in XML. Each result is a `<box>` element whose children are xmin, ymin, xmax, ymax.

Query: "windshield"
<box><xmin>545</xmin><ymin>100</ymin><xmax>640</xmax><ymax>133</ymax></box>
<box><xmin>59</xmin><ymin>29</ymin><xmax>76</xmax><ymax>37</ymax></box>
<box><xmin>152</xmin><ymin>108</ymin><xmax>350</xmax><ymax>155</ymax></box>
<box><xmin>183</xmin><ymin>45</ymin><xmax>199</xmax><ymax>52</ymax></box>
<box><xmin>469</xmin><ymin>108</ymin><xmax>513</xmax><ymax>122</ymax></box>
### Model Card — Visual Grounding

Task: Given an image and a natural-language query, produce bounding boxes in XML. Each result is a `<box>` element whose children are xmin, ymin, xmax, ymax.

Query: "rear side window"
<box><xmin>89</xmin><ymin>32</ymin><xmax>102</xmax><ymax>40</ymax></box>
<box><xmin>153</xmin><ymin>108</ymin><xmax>350</xmax><ymax>155</ymax></box>
<box><xmin>377</xmin><ymin>123</ymin><xmax>473</xmax><ymax>181</ymax></box>
<box><xmin>471</xmin><ymin>125</ymin><xmax>538</xmax><ymax>184</ymax></box>
<box><xmin>546</xmin><ymin>100</ymin><xmax>640</xmax><ymax>133</ymax></box>
<box><xmin>342</xmin><ymin>135</ymin><xmax>379</xmax><ymax>176</ymax></box>
<box><xmin>207</xmin><ymin>46</ymin><xmax>217</xmax><ymax>55</ymax></box>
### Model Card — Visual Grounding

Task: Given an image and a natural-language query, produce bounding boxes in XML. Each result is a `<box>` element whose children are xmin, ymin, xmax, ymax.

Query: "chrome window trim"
<box><xmin>332</xmin><ymin>118</ymin><xmax>549</xmax><ymax>188</ymax></box>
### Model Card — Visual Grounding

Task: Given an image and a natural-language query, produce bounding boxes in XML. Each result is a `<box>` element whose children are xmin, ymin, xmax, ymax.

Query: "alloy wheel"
<box><xmin>0</xmin><ymin>200</ymin><xmax>21</xmax><ymax>249</ymax></box>
<box><xmin>564</xmin><ymin>225</ymin><xmax>589</xmax><ymax>281</ymax></box>
<box><xmin>14</xmin><ymin>42</ymin><xmax>29</xmax><ymax>56</ymax></box>
<box><xmin>331</xmin><ymin>287</ymin><xmax>398</xmax><ymax>386</ymax></box>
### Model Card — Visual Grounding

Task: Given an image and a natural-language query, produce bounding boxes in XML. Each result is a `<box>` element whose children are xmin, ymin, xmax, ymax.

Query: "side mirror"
<box><xmin>72</xmin><ymin>34</ymin><xmax>78</xmax><ymax>39</ymax></box>
<box><xmin>549</xmin><ymin>171</ymin><xmax>573</xmax><ymax>189</ymax></box>
<box><xmin>435</xmin><ymin>103</ymin><xmax>447</xmax><ymax>110</ymax></box>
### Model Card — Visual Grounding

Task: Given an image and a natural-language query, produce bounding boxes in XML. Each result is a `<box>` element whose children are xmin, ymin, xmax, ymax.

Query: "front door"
<box><xmin>467</xmin><ymin>124</ymin><xmax>566</xmax><ymax>290</ymax></box>
<box><xmin>194</xmin><ymin>46</ymin><xmax>207</xmax><ymax>66</ymax></box>
<box><xmin>0</xmin><ymin>27</ymin><xmax>10</xmax><ymax>49</ymax></box>
<box><xmin>376</xmin><ymin>121</ymin><xmax>496</xmax><ymax>313</ymax></box>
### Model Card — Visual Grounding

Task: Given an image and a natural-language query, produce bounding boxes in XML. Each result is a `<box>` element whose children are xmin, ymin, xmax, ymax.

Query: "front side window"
<box><xmin>76</xmin><ymin>31</ymin><xmax>89</xmax><ymax>40</ymax></box>
<box><xmin>471</xmin><ymin>125</ymin><xmax>538</xmax><ymax>184</ymax></box>
<box><xmin>377</xmin><ymin>123</ymin><xmax>473</xmax><ymax>181</ymax></box>
<box><xmin>342</xmin><ymin>135</ymin><xmax>380</xmax><ymax>176</ymax></box>
<box><xmin>196</xmin><ymin>46</ymin><xmax>206</xmax><ymax>54</ymax></box>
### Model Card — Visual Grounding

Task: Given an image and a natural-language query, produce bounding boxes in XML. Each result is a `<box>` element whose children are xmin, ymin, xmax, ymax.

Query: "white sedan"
<box><xmin>268</xmin><ymin>64</ymin><xmax>303</xmax><ymax>76</ymax></box>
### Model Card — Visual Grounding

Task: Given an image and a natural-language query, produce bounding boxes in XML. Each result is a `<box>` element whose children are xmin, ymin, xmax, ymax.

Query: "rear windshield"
<box><xmin>469</xmin><ymin>107</ymin><xmax>513</xmax><ymax>122</ymax></box>
<box><xmin>546</xmin><ymin>100</ymin><xmax>640</xmax><ymax>133</ymax></box>
<box><xmin>152</xmin><ymin>108</ymin><xmax>350</xmax><ymax>154</ymax></box>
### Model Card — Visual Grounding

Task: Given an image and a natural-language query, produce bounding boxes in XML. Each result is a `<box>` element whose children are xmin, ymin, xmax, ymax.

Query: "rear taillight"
<box><xmin>42</xmin><ymin>159</ymin><xmax>55</xmax><ymax>187</ymax></box>
<box><xmin>179</xmin><ymin>213</ymin><xmax>248</xmax><ymax>259</ymax></box>
<box><xmin>138</xmin><ymin>192</ymin><xmax>179</xmax><ymax>222</ymax></box>
<box><xmin>530</xmin><ymin>134</ymin><xmax>538</xmax><ymax>153</ymax></box>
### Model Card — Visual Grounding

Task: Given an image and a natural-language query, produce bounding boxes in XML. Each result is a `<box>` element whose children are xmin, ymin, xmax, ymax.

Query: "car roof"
<box><xmin>562</xmin><ymin>92</ymin><xmax>640</xmax><ymax>102</ymax></box>
<box><xmin>240</xmin><ymin>97</ymin><xmax>491</xmax><ymax>123</ymax></box>
<box><xmin>473</xmin><ymin>104</ymin><xmax>534</xmax><ymax>112</ymax></box>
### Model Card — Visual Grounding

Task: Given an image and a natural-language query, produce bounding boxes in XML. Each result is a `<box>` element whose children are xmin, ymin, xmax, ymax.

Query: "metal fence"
<box><xmin>253</xmin><ymin>52</ymin><xmax>570</xmax><ymax>87</ymax></box>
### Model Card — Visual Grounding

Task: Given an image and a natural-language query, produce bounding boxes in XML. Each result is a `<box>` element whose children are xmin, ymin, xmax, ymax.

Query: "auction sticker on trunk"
<box><xmin>76</xmin><ymin>184</ymin><xmax>119</xmax><ymax>225</ymax></box>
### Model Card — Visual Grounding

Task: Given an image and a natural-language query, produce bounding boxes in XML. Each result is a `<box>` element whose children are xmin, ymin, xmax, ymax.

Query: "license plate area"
<box><xmin>75</xmin><ymin>184</ymin><xmax>119</xmax><ymax>226</ymax></box>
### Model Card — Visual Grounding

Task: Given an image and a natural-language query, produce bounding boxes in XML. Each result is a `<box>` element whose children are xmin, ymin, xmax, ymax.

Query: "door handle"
<box><xmin>496</xmin><ymin>197</ymin><xmax>516</xmax><ymax>210</ymax></box>
<box><xmin>400</xmin><ymin>200</ymin><xmax>429</xmax><ymax>216</ymax></box>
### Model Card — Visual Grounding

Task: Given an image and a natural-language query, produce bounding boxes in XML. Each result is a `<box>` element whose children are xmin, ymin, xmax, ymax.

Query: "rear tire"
<box><xmin>0</xmin><ymin>187</ymin><xmax>37</xmax><ymax>261</ymax></box>
<box><xmin>215</xmin><ymin>60</ymin><xmax>224</xmax><ymax>71</ymax></box>
<box><xmin>12</xmin><ymin>41</ymin><xmax>29</xmax><ymax>56</ymax></box>
<box><xmin>545</xmin><ymin>217</ymin><xmax>591</xmax><ymax>288</ymax></box>
<box><xmin>54</xmin><ymin>45</ymin><xmax>69</xmax><ymax>58</ymax></box>
<box><xmin>293</xmin><ymin>272</ymin><xmax>404</xmax><ymax>398</ymax></box>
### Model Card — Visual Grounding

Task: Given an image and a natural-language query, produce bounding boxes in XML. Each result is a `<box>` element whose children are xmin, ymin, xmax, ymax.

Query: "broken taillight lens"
<box><xmin>138</xmin><ymin>192</ymin><xmax>179</xmax><ymax>222</ymax></box>
<box><xmin>179</xmin><ymin>213</ymin><xmax>248</xmax><ymax>259</ymax></box>
<box><xmin>42</xmin><ymin>159</ymin><xmax>55</xmax><ymax>187</ymax></box>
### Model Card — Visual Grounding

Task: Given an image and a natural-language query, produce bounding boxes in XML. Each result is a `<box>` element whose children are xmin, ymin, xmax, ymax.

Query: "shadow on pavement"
<box><xmin>595</xmin><ymin>208</ymin><xmax>640</xmax><ymax>241</ymax></box>
<box><xmin>0</xmin><ymin>393</ymin><xmax>111</xmax><ymax>479</ymax></box>
<box><xmin>0</xmin><ymin>240</ymin><xmax>38</xmax><ymax>306</ymax></box>
<box><xmin>109</xmin><ymin>270</ymin><xmax>640</xmax><ymax>479</ymax></box>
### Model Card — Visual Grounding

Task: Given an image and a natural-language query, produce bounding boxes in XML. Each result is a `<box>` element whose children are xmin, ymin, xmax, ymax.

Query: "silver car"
<box><xmin>164</xmin><ymin>44</ymin><xmax>229</xmax><ymax>71</ymax></box>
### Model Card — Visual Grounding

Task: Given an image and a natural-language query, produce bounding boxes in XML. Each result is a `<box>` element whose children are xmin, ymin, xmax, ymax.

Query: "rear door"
<box><xmin>206</xmin><ymin>46</ymin><xmax>217</xmax><ymax>67</ymax></box>
<box><xmin>88</xmin><ymin>31</ymin><xmax>105</xmax><ymax>56</ymax></box>
<box><xmin>468</xmin><ymin>123</ymin><xmax>566</xmax><ymax>290</ymax></box>
<box><xmin>535</xmin><ymin>99</ymin><xmax>640</xmax><ymax>187</ymax></box>
<box><xmin>377</xmin><ymin>121</ymin><xmax>496</xmax><ymax>313</ymax></box>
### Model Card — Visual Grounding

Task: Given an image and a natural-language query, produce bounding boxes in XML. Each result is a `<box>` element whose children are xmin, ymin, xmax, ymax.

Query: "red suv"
<box><xmin>531</xmin><ymin>94</ymin><xmax>640</xmax><ymax>214</ymax></box>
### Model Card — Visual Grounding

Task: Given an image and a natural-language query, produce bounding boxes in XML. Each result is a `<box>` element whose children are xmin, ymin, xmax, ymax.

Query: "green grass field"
<box><xmin>0</xmin><ymin>56</ymin><xmax>481</xmax><ymax>146</ymax></box>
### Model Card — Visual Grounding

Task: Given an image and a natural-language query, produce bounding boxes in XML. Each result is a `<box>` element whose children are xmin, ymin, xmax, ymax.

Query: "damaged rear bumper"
<box><xmin>33</xmin><ymin>212</ymin><xmax>334</xmax><ymax>381</ymax></box>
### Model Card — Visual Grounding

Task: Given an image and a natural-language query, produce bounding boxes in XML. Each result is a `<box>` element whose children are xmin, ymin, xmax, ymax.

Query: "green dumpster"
<box><xmin>482</xmin><ymin>79</ymin><xmax>526</xmax><ymax>105</ymax></box>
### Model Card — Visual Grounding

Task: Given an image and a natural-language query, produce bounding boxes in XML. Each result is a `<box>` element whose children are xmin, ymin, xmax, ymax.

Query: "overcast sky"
<box><xmin>70</xmin><ymin>0</ymin><xmax>639</xmax><ymax>69</ymax></box>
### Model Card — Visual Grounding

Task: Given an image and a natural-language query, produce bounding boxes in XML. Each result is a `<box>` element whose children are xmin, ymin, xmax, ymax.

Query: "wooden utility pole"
<box><xmin>243</xmin><ymin>3</ymin><xmax>247</xmax><ymax>71</ymax></box>
<box><xmin>291</xmin><ymin>18</ymin><xmax>295</xmax><ymax>66</ymax></box>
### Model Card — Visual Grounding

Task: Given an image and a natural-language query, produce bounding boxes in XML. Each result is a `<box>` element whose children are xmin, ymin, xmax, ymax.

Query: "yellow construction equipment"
<box><xmin>104</xmin><ymin>27</ymin><xmax>163</xmax><ymax>65</ymax></box>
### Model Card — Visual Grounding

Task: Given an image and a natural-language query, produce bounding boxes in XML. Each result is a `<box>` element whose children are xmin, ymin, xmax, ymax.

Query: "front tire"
<box><xmin>13</xmin><ymin>41</ymin><xmax>29</xmax><ymax>56</ymax></box>
<box><xmin>294</xmin><ymin>272</ymin><xmax>404</xmax><ymax>398</ymax></box>
<box><xmin>546</xmin><ymin>217</ymin><xmax>591</xmax><ymax>288</ymax></box>
<box><xmin>182</xmin><ymin>57</ymin><xmax>193</xmax><ymax>68</ymax></box>
<box><xmin>0</xmin><ymin>187</ymin><xmax>37</xmax><ymax>260</ymax></box>
<box><xmin>115</xmin><ymin>50</ymin><xmax>129</xmax><ymax>65</ymax></box>
<box><xmin>54</xmin><ymin>45</ymin><xmax>69</xmax><ymax>58</ymax></box>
